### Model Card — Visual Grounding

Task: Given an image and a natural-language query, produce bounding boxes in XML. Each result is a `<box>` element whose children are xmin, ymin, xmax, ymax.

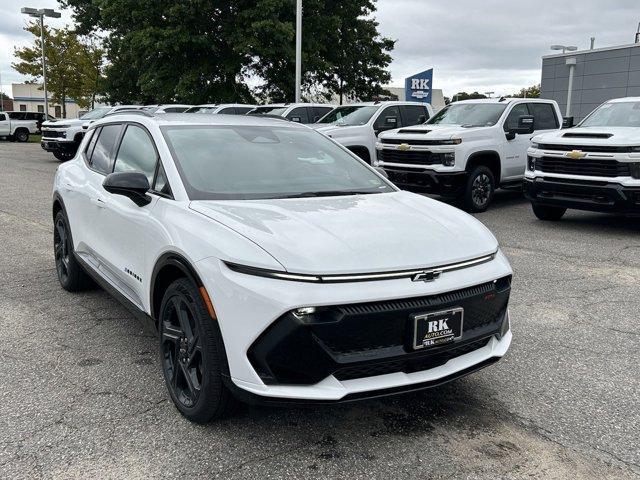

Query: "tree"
<box><xmin>451</xmin><ymin>91</ymin><xmax>487</xmax><ymax>102</ymax></box>
<box><xmin>12</xmin><ymin>23</ymin><xmax>104</xmax><ymax>117</ymax></box>
<box><xmin>507</xmin><ymin>84</ymin><xmax>540</xmax><ymax>98</ymax></box>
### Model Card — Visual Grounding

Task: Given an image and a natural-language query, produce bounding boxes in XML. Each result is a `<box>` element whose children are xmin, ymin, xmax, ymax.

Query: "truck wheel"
<box><xmin>54</xmin><ymin>210</ymin><xmax>93</xmax><ymax>291</ymax></box>
<box><xmin>462</xmin><ymin>166</ymin><xmax>495</xmax><ymax>213</ymax></box>
<box><xmin>531</xmin><ymin>203</ymin><xmax>566</xmax><ymax>221</ymax></box>
<box><xmin>53</xmin><ymin>151</ymin><xmax>75</xmax><ymax>161</ymax></box>
<box><xmin>14</xmin><ymin>129</ymin><xmax>29</xmax><ymax>142</ymax></box>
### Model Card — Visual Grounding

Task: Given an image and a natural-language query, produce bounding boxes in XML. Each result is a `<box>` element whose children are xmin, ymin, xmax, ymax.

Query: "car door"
<box><xmin>501</xmin><ymin>103</ymin><xmax>532</xmax><ymax>179</ymax></box>
<box><xmin>97</xmin><ymin>123</ymin><xmax>167</xmax><ymax>307</ymax></box>
<box><xmin>0</xmin><ymin>113</ymin><xmax>9</xmax><ymax>136</ymax></box>
<box><xmin>373</xmin><ymin>106</ymin><xmax>402</xmax><ymax>136</ymax></box>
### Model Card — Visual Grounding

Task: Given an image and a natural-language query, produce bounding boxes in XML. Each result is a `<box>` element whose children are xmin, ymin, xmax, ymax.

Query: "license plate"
<box><xmin>413</xmin><ymin>308</ymin><xmax>463</xmax><ymax>350</ymax></box>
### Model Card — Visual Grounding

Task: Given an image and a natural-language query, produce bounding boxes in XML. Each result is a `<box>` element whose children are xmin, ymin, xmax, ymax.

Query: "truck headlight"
<box><xmin>441</xmin><ymin>152</ymin><xmax>455</xmax><ymax>166</ymax></box>
<box><xmin>531</xmin><ymin>142</ymin><xmax>540</xmax><ymax>149</ymax></box>
<box><xmin>527</xmin><ymin>156</ymin><xmax>536</xmax><ymax>171</ymax></box>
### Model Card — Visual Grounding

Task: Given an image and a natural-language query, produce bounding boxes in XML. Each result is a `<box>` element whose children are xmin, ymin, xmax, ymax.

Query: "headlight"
<box><xmin>527</xmin><ymin>156</ymin><xmax>536</xmax><ymax>171</ymax></box>
<box><xmin>441</xmin><ymin>152</ymin><xmax>455</xmax><ymax>166</ymax></box>
<box><xmin>439</xmin><ymin>138</ymin><xmax>462</xmax><ymax>145</ymax></box>
<box><xmin>531</xmin><ymin>142</ymin><xmax>540</xmax><ymax>149</ymax></box>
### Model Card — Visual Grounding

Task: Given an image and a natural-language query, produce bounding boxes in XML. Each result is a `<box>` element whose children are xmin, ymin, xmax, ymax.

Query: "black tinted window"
<box><xmin>313</xmin><ymin>107</ymin><xmax>333</xmax><ymax>122</ymax></box>
<box><xmin>528</xmin><ymin>103</ymin><xmax>558</xmax><ymax>130</ymax></box>
<box><xmin>236</xmin><ymin>107</ymin><xmax>254</xmax><ymax>114</ymax></box>
<box><xmin>400</xmin><ymin>105</ymin><xmax>428</xmax><ymax>126</ymax></box>
<box><xmin>286</xmin><ymin>107</ymin><xmax>309</xmax><ymax>123</ymax></box>
<box><xmin>0</xmin><ymin>113</ymin><xmax>6</xmax><ymax>121</ymax></box>
<box><xmin>374</xmin><ymin>106</ymin><xmax>401</xmax><ymax>130</ymax></box>
<box><xmin>504</xmin><ymin>104</ymin><xmax>530</xmax><ymax>131</ymax></box>
<box><xmin>218</xmin><ymin>107</ymin><xmax>235</xmax><ymax>114</ymax></box>
<box><xmin>89</xmin><ymin>124</ymin><xmax>122</xmax><ymax>174</ymax></box>
<box><xmin>154</xmin><ymin>162</ymin><xmax>171</xmax><ymax>196</ymax></box>
<box><xmin>113</xmin><ymin>125</ymin><xmax>158</xmax><ymax>184</ymax></box>
<box><xmin>8</xmin><ymin>112</ymin><xmax>25</xmax><ymax>120</ymax></box>
<box><xmin>164</xmin><ymin>107</ymin><xmax>188</xmax><ymax>113</ymax></box>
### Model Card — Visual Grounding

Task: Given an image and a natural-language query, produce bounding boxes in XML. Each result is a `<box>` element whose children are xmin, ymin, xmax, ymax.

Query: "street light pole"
<box><xmin>294</xmin><ymin>0</ymin><xmax>302</xmax><ymax>103</ymax></box>
<box><xmin>21</xmin><ymin>7</ymin><xmax>61</xmax><ymax>117</ymax></box>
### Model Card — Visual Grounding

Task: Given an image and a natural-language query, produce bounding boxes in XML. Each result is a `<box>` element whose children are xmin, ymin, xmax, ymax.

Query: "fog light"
<box><xmin>630</xmin><ymin>162</ymin><xmax>640</xmax><ymax>179</ymax></box>
<box><xmin>442</xmin><ymin>152</ymin><xmax>455</xmax><ymax>166</ymax></box>
<box><xmin>293</xmin><ymin>307</ymin><xmax>317</xmax><ymax>318</ymax></box>
<box><xmin>527</xmin><ymin>156</ymin><xmax>536</xmax><ymax>171</ymax></box>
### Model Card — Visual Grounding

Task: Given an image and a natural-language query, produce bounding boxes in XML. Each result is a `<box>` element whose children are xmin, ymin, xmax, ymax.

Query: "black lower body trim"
<box><xmin>223</xmin><ymin>355</ymin><xmax>502</xmax><ymax>406</ymax></box>
<box><xmin>41</xmin><ymin>140</ymin><xmax>77</xmax><ymax>153</ymax></box>
<box><xmin>524</xmin><ymin>177</ymin><xmax>640</xmax><ymax>215</ymax></box>
<box><xmin>383</xmin><ymin>167</ymin><xmax>468</xmax><ymax>196</ymax></box>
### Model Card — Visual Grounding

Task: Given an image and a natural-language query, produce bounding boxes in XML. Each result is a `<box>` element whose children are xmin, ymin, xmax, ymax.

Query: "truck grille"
<box><xmin>537</xmin><ymin>157</ymin><xmax>631</xmax><ymax>178</ymax></box>
<box><xmin>379</xmin><ymin>149</ymin><xmax>440</xmax><ymax>165</ymax></box>
<box><xmin>42</xmin><ymin>130</ymin><xmax>65</xmax><ymax>139</ymax></box>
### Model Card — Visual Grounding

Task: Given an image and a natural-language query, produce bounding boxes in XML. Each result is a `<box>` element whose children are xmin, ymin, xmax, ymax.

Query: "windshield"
<box><xmin>580</xmin><ymin>102</ymin><xmax>640</xmax><ymax>127</ymax></box>
<box><xmin>80</xmin><ymin>107</ymin><xmax>113</xmax><ymax>120</ymax></box>
<box><xmin>162</xmin><ymin>126</ymin><xmax>394</xmax><ymax>200</ymax></box>
<box><xmin>318</xmin><ymin>105</ymin><xmax>379</xmax><ymax>125</ymax></box>
<box><xmin>427</xmin><ymin>103</ymin><xmax>507</xmax><ymax>127</ymax></box>
<box><xmin>185</xmin><ymin>106</ymin><xmax>216</xmax><ymax>114</ymax></box>
<box><xmin>249</xmin><ymin>106</ymin><xmax>287</xmax><ymax>116</ymax></box>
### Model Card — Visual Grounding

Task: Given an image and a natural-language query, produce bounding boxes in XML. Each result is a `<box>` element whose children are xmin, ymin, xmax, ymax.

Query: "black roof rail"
<box><xmin>103</xmin><ymin>109</ymin><xmax>153</xmax><ymax>118</ymax></box>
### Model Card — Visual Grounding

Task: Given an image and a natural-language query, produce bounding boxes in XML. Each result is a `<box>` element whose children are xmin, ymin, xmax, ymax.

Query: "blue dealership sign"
<box><xmin>405</xmin><ymin>68</ymin><xmax>433</xmax><ymax>104</ymax></box>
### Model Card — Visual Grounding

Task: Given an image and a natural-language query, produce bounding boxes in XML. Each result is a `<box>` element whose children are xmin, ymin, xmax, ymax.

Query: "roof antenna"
<box><xmin>636</xmin><ymin>23</ymin><xmax>640</xmax><ymax>43</ymax></box>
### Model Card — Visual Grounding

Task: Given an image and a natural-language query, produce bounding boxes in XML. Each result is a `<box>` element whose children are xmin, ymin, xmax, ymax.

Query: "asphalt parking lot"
<box><xmin>0</xmin><ymin>142</ymin><xmax>638</xmax><ymax>479</ymax></box>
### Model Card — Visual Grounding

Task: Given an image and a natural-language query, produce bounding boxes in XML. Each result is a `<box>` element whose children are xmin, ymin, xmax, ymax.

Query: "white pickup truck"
<box><xmin>376</xmin><ymin>98</ymin><xmax>562</xmax><ymax>212</ymax></box>
<box><xmin>525</xmin><ymin>97</ymin><xmax>640</xmax><ymax>219</ymax></box>
<box><xmin>314</xmin><ymin>101</ymin><xmax>433</xmax><ymax>164</ymax></box>
<box><xmin>0</xmin><ymin>112</ymin><xmax>38</xmax><ymax>142</ymax></box>
<box><xmin>41</xmin><ymin>105</ymin><xmax>143</xmax><ymax>160</ymax></box>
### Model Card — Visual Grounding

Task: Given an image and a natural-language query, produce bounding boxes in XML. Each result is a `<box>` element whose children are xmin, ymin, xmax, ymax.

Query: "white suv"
<box><xmin>247</xmin><ymin>103</ymin><xmax>335</xmax><ymax>124</ymax></box>
<box><xmin>525</xmin><ymin>97</ymin><xmax>640</xmax><ymax>219</ymax></box>
<box><xmin>41</xmin><ymin>105</ymin><xmax>144</xmax><ymax>161</ymax></box>
<box><xmin>314</xmin><ymin>101</ymin><xmax>434</xmax><ymax>164</ymax></box>
<box><xmin>52</xmin><ymin>112</ymin><xmax>512</xmax><ymax>422</ymax></box>
<box><xmin>377</xmin><ymin>98</ymin><xmax>562</xmax><ymax>211</ymax></box>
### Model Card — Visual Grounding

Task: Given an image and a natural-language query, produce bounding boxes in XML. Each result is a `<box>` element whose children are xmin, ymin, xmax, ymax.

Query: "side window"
<box><xmin>218</xmin><ymin>107</ymin><xmax>235</xmax><ymax>114</ymax></box>
<box><xmin>374</xmin><ymin>106</ymin><xmax>401</xmax><ymax>132</ymax></box>
<box><xmin>113</xmin><ymin>125</ymin><xmax>158</xmax><ymax>184</ymax></box>
<box><xmin>235</xmin><ymin>107</ymin><xmax>254</xmax><ymax>115</ymax></box>
<box><xmin>153</xmin><ymin>162</ymin><xmax>172</xmax><ymax>196</ymax></box>
<box><xmin>503</xmin><ymin>103</ymin><xmax>530</xmax><ymax>131</ymax></box>
<box><xmin>286</xmin><ymin>107</ymin><xmax>309</xmax><ymax>123</ymax></box>
<box><xmin>528</xmin><ymin>103</ymin><xmax>559</xmax><ymax>130</ymax></box>
<box><xmin>164</xmin><ymin>107</ymin><xmax>188</xmax><ymax>113</ymax></box>
<box><xmin>313</xmin><ymin>107</ymin><xmax>333</xmax><ymax>122</ymax></box>
<box><xmin>85</xmin><ymin>128</ymin><xmax>99</xmax><ymax>158</ymax></box>
<box><xmin>89</xmin><ymin>124</ymin><xmax>122</xmax><ymax>174</ymax></box>
<box><xmin>400</xmin><ymin>105</ymin><xmax>428</xmax><ymax>126</ymax></box>
<box><xmin>0</xmin><ymin>113</ymin><xmax>6</xmax><ymax>121</ymax></box>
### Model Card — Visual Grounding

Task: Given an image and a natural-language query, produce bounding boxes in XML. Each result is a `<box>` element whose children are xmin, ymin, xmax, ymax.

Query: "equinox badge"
<box><xmin>412</xmin><ymin>269</ymin><xmax>443</xmax><ymax>282</ymax></box>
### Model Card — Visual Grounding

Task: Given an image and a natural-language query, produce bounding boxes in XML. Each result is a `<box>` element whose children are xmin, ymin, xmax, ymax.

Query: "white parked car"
<box><xmin>185</xmin><ymin>104</ymin><xmax>256</xmax><ymax>115</ymax></box>
<box><xmin>142</xmin><ymin>104</ymin><xmax>193</xmax><ymax>114</ymax></box>
<box><xmin>52</xmin><ymin>113</ymin><xmax>512</xmax><ymax>422</ymax></box>
<box><xmin>377</xmin><ymin>98</ymin><xmax>562</xmax><ymax>211</ymax></box>
<box><xmin>525</xmin><ymin>97</ymin><xmax>640</xmax><ymax>219</ymax></box>
<box><xmin>247</xmin><ymin>103</ymin><xmax>334</xmax><ymax>124</ymax></box>
<box><xmin>0</xmin><ymin>111</ymin><xmax>38</xmax><ymax>142</ymax></box>
<box><xmin>41</xmin><ymin>105</ymin><xmax>144</xmax><ymax>161</ymax></box>
<box><xmin>314</xmin><ymin>101</ymin><xmax>434</xmax><ymax>164</ymax></box>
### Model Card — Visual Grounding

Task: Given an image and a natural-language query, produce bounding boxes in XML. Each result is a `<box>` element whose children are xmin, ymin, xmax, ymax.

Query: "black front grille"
<box><xmin>538</xmin><ymin>143</ymin><xmax>634</xmax><ymax>153</ymax></box>
<box><xmin>538</xmin><ymin>157</ymin><xmax>630</xmax><ymax>178</ymax></box>
<box><xmin>42</xmin><ymin>130</ymin><xmax>65</xmax><ymax>138</ymax></box>
<box><xmin>379</xmin><ymin>149</ymin><xmax>440</xmax><ymax>165</ymax></box>
<box><xmin>334</xmin><ymin>338</ymin><xmax>491</xmax><ymax>380</ymax></box>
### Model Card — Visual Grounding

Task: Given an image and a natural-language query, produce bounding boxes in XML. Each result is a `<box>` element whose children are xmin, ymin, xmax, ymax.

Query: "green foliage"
<box><xmin>59</xmin><ymin>0</ymin><xmax>394</xmax><ymax>104</ymax></box>
<box><xmin>451</xmin><ymin>91</ymin><xmax>488</xmax><ymax>102</ymax></box>
<box><xmin>507</xmin><ymin>84</ymin><xmax>541</xmax><ymax>98</ymax></box>
<box><xmin>12</xmin><ymin>22</ymin><xmax>104</xmax><ymax>116</ymax></box>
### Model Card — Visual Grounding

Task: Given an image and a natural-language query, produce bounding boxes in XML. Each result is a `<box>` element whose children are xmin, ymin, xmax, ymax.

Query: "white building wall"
<box><xmin>11</xmin><ymin>83</ymin><xmax>83</xmax><ymax>119</ymax></box>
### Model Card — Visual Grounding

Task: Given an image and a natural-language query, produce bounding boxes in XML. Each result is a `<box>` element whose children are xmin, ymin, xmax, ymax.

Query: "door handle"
<box><xmin>90</xmin><ymin>197</ymin><xmax>106</xmax><ymax>208</ymax></box>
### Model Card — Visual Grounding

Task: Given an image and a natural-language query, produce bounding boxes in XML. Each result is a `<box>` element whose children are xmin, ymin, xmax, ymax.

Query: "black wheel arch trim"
<box><xmin>466</xmin><ymin>150</ymin><xmax>501</xmax><ymax>182</ymax></box>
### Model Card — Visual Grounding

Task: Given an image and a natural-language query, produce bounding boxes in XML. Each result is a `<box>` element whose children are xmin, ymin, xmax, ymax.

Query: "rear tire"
<box><xmin>54</xmin><ymin>210</ymin><xmax>93</xmax><ymax>291</ymax></box>
<box><xmin>461</xmin><ymin>166</ymin><xmax>495</xmax><ymax>213</ymax></box>
<box><xmin>14</xmin><ymin>129</ymin><xmax>29</xmax><ymax>142</ymax></box>
<box><xmin>531</xmin><ymin>203</ymin><xmax>566</xmax><ymax>221</ymax></box>
<box><xmin>159</xmin><ymin>278</ymin><xmax>238</xmax><ymax>423</ymax></box>
<box><xmin>53</xmin><ymin>150</ymin><xmax>75</xmax><ymax>161</ymax></box>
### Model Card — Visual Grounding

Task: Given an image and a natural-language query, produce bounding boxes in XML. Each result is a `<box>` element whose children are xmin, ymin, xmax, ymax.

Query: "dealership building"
<box><xmin>540</xmin><ymin>42</ymin><xmax>640</xmax><ymax>122</ymax></box>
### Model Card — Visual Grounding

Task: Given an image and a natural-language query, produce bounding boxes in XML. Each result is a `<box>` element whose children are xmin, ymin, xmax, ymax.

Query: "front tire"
<box><xmin>53</xmin><ymin>150</ymin><xmax>75</xmax><ymax>161</ymax></box>
<box><xmin>531</xmin><ymin>203</ymin><xmax>566</xmax><ymax>221</ymax></box>
<box><xmin>54</xmin><ymin>210</ymin><xmax>92</xmax><ymax>291</ymax></box>
<box><xmin>159</xmin><ymin>278</ymin><xmax>238</xmax><ymax>422</ymax></box>
<box><xmin>462</xmin><ymin>166</ymin><xmax>495</xmax><ymax>213</ymax></box>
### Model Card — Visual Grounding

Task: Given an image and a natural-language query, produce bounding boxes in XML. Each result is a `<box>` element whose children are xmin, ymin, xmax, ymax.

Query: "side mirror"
<box><xmin>506</xmin><ymin>115</ymin><xmax>534</xmax><ymax>140</ymax></box>
<box><xmin>103</xmin><ymin>172</ymin><xmax>151</xmax><ymax>206</ymax></box>
<box><xmin>374</xmin><ymin>166</ymin><xmax>388</xmax><ymax>178</ymax></box>
<box><xmin>562</xmin><ymin>116</ymin><xmax>574</xmax><ymax>129</ymax></box>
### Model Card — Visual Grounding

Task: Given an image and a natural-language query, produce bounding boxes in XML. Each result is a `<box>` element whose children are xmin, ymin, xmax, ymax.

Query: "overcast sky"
<box><xmin>1</xmin><ymin>0</ymin><xmax>639</xmax><ymax>100</ymax></box>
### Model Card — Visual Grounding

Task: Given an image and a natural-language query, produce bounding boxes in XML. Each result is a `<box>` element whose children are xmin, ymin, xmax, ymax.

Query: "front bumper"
<box><xmin>196</xmin><ymin>250</ymin><xmax>513</xmax><ymax>402</ymax></box>
<box><xmin>384</xmin><ymin>167</ymin><xmax>467</xmax><ymax>196</ymax></box>
<box><xmin>524</xmin><ymin>177</ymin><xmax>640</xmax><ymax>215</ymax></box>
<box><xmin>41</xmin><ymin>139</ymin><xmax>76</xmax><ymax>152</ymax></box>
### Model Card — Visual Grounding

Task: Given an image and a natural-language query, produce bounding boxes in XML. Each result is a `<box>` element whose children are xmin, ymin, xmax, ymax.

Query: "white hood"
<box><xmin>534</xmin><ymin>126</ymin><xmax>640</xmax><ymax>147</ymax></box>
<box><xmin>379</xmin><ymin>123</ymin><xmax>486</xmax><ymax>140</ymax></box>
<box><xmin>190</xmin><ymin>191</ymin><xmax>498</xmax><ymax>275</ymax></box>
<box><xmin>42</xmin><ymin>118</ymin><xmax>86</xmax><ymax>128</ymax></box>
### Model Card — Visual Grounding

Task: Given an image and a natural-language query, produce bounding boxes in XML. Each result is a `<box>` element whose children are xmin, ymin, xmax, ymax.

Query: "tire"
<box><xmin>159</xmin><ymin>278</ymin><xmax>238</xmax><ymax>422</ymax></box>
<box><xmin>53</xmin><ymin>150</ymin><xmax>75</xmax><ymax>161</ymax></box>
<box><xmin>531</xmin><ymin>203</ymin><xmax>566</xmax><ymax>221</ymax></box>
<box><xmin>53</xmin><ymin>210</ymin><xmax>93</xmax><ymax>291</ymax></box>
<box><xmin>14</xmin><ymin>129</ymin><xmax>29</xmax><ymax>143</ymax></box>
<box><xmin>461</xmin><ymin>166</ymin><xmax>495</xmax><ymax>213</ymax></box>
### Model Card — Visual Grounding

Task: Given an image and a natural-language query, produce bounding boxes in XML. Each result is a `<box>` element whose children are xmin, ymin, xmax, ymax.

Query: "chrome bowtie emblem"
<box><xmin>396</xmin><ymin>143</ymin><xmax>411</xmax><ymax>151</ymax></box>
<box><xmin>412</xmin><ymin>270</ymin><xmax>442</xmax><ymax>282</ymax></box>
<box><xmin>565</xmin><ymin>150</ymin><xmax>586</xmax><ymax>159</ymax></box>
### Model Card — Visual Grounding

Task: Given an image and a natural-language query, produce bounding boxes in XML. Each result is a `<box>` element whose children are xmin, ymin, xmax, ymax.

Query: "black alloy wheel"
<box><xmin>53</xmin><ymin>210</ymin><xmax>92</xmax><ymax>291</ymax></box>
<box><xmin>15</xmin><ymin>130</ymin><xmax>29</xmax><ymax>142</ymax></box>
<box><xmin>462</xmin><ymin>166</ymin><xmax>495</xmax><ymax>213</ymax></box>
<box><xmin>159</xmin><ymin>278</ymin><xmax>237</xmax><ymax>422</ymax></box>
